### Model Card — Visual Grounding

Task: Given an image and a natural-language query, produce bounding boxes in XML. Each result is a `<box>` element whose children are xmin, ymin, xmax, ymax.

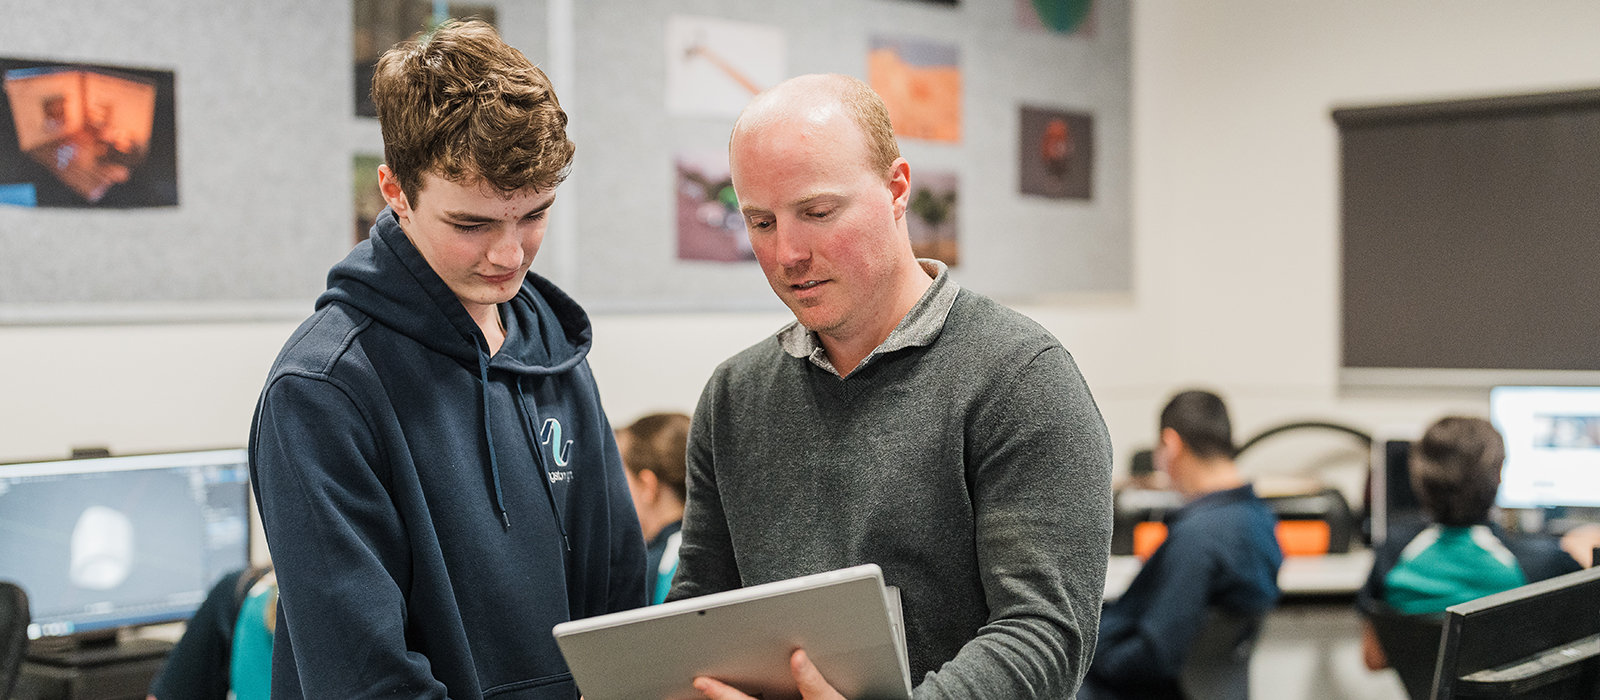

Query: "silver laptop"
<box><xmin>552</xmin><ymin>563</ymin><xmax>911</xmax><ymax>700</ymax></box>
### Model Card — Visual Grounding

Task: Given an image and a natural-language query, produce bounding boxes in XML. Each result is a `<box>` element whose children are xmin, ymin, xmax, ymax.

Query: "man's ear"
<box><xmin>887</xmin><ymin>157</ymin><xmax>911</xmax><ymax>221</ymax></box>
<box><xmin>1159</xmin><ymin>427</ymin><xmax>1185</xmax><ymax>459</ymax></box>
<box><xmin>377</xmin><ymin>164</ymin><xmax>413</xmax><ymax>224</ymax></box>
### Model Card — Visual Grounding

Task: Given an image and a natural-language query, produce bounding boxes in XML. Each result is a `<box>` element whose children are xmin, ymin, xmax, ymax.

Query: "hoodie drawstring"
<box><xmin>474</xmin><ymin>335</ymin><xmax>512</xmax><ymax>530</ymax></box>
<box><xmin>516</xmin><ymin>378</ymin><xmax>572</xmax><ymax>553</ymax></box>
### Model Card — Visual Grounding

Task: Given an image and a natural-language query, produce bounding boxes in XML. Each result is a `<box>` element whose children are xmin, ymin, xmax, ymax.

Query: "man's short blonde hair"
<box><xmin>734</xmin><ymin>74</ymin><xmax>901</xmax><ymax>180</ymax></box>
<box><xmin>833</xmin><ymin>75</ymin><xmax>901</xmax><ymax>179</ymax></box>
<box><xmin>371</xmin><ymin>19</ymin><xmax>573</xmax><ymax>203</ymax></box>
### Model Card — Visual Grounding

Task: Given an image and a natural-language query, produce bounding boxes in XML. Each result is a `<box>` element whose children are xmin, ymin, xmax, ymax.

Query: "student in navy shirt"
<box><xmin>1084</xmin><ymin>390</ymin><xmax>1283</xmax><ymax>700</ymax></box>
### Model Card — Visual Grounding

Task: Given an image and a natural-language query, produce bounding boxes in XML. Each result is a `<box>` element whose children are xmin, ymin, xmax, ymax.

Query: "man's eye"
<box><xmin>806</xmin><ymin>208</ymin><xmax>834</xmax><ymax>219</ymax></box>
<box><xmin>748</xmin><ymin>219</ymin><xmax>773</xmax><ymax>231</ymax></box>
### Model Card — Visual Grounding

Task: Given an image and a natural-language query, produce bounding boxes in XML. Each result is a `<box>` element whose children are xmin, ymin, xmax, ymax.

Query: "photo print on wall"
<box><xmin>0</xmin><ymin>57</ymin><xmax>176</xmax><ymax>208</ymax></box>
<box><xmin>665</xmin><ymin>15</ymin><xmax>786</xmax><ymax>118</ymax></box>
<box><xmin>675</xmin><ymin>150</ymin><xmax>752</xmax><ymax>263</ymax></box>
<box><xmin>353</xmin><ymin>0</ymin><xmax>497</xmax><ymax>118</ymax></box>
<box><xmin>1017</xmin><ymin>0</ymin><xmax>1095</xmax><ymax>35</ymax></box>
<box><xmin>868</xmin><ymin>35</ymin><xmax>961</xmax><ymax>143</ymax></box>
<box><xmin>1018</xmin><ymin>105</ymin><xmax>1092</xmax><ymax>200</ymax></box>
<box><xmin>353</xmin><ymin>153</ymin><xmax>385</xmax><ymax>246</ymax></box>
<box><xmin>908</xmin><ymin>169</ymin><xmax>959</xmax><ymax>266</ymax></box>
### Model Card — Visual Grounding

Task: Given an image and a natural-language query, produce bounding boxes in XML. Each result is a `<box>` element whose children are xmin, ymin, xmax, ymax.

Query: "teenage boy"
<box><xmin>250</xmin><ymin>21</ymin><xmax>645</xmax><ymax>699</ymax></box>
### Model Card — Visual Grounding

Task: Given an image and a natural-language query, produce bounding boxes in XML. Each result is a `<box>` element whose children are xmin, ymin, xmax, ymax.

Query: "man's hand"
<box><xmin>693</xmin><ymin>649</ymin><xmax>846</xmax><ymax>700</ymax></box>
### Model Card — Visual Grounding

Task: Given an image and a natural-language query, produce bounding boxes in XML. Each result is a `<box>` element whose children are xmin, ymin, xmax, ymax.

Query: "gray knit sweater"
<box><xmin>671</xmin><ymin>268</ymin><xmax>1114</xmax><ymax>699</ymax></box>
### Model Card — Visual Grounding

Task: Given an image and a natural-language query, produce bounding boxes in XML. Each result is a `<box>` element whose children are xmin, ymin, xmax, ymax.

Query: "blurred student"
<box><xmin>1359</xmin><ymin>417</ymin><xmax>1583</xmax><ymax>670</ymax></box>
<box><xmin>617</xmin><ymin>412</ymin><xmax>691</xmax><ymax>605</ymax></box>
<box><xmin>1083</xmin><ymin>390</ymin><xmax>1283</xmax><ymax>700</ymax></box>
<box><xmin>147</xmin><ymin>566</ymin><xmax>275</xmax><ymax>700</ymax></box>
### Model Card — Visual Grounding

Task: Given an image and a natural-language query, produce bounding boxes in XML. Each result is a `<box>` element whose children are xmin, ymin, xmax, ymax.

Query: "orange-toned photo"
<box><xmin>867</xmin><ymin>36</ymin><xmax>961</xmax><ymax>143</ymax></box>
<box><xmin>0</xmin><ymin>58</ymin><xmax>175</xmax><ymax>208</ymax></box>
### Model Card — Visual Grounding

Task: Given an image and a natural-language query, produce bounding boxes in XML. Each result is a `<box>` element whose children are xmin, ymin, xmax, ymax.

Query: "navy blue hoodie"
<box><xmin>250</xmin><ymin>209</ymin><xmax>646</xmax><ymax>700</ymax></box>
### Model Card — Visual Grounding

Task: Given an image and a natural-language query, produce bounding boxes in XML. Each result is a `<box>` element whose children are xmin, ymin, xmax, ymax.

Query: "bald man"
<box><xmin>670</xmin><ymin>74</ymin><xmax>1113</xmax><ymax>700</ymax></box>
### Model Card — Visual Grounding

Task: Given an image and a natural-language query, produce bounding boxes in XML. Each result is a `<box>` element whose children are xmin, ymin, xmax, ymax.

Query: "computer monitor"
<box><xmin>0</xmin><ymin>449</ymin><xmax>251</xmax><ymax>641</ymax></box>
<box><xmin>1370</xmin><ymin>425</ymin><xmax>1425</xmax><ymax>546</ymax></box>
<box><xmin>1491</xmin><ymin>386</ymin><xmax>1600</xmax><ymax>509</ymax></box>
<box><xmin>1432</xmin><ymin>565</ymin><xmax>1600</xmax><ymax>699</ymax></box>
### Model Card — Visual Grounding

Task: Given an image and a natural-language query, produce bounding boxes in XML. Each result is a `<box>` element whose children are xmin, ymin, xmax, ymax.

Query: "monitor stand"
<box><xmin>16</xmin><ymin>631</ymin><xmax>173</xmax><ymax>700</ymax></box>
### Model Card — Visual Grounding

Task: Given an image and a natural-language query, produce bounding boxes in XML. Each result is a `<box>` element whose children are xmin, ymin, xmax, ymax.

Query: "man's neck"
<box><xmin>818</xmin><ymin>261</ymin><xmax>933</xmax><ymax>376</ymax></box>
<box><xmin>1177</xmin><ymin>459</ymin><xmax>1247</xmax><ymax>502</ymax></box>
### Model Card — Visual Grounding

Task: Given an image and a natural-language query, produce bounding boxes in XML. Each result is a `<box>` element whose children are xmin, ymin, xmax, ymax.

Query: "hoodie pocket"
<box><xmin>482</xmin><ymin>672</ymin><xmax>577</xmax><ymax>699</ymax></box>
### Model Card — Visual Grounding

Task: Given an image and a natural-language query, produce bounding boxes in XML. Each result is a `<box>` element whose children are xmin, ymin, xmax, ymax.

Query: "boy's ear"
<box><xmin>377</xmin><ymin>165</ymin><xmax>412</xmax><ymax>221</ymax></box>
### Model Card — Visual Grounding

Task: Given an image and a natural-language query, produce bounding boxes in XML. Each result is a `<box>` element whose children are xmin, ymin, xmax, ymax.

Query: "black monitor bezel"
<box><xmin>1433</xmin><ymin>566</ymin><xmax>1600</xmax><ymax>699</ymax></box>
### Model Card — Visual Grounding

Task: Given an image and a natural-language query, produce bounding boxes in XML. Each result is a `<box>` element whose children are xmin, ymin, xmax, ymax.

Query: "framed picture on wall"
<box><xmin>675</xmin><ymin>150</ymin><xmax>752</xmax><ymax>263</ymax></box>
<box><xmin>0</xmin><ymin>57</ymin><xmax>176</xmax><ymax>208</ymax></box>
<box><xmin>908</xmin><ymin>169</ymin><xmax>959</xmax><ymax>266</ymax></box>
<box><xmin>867</xmin><ymin>35</ymin><xmax>962</xmax><ymax>143</ymax></box>
<box><xmin>352</xmin><ymin>0</ymin><xmax>497</xmax><ymax>118</ymax></box>
<box><xmin>1018</xmin><ymin>105</ymin><xmax>1093</xmax><ymax>200</ymax></box>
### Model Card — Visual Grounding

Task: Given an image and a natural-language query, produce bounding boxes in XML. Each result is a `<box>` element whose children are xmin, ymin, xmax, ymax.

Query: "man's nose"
<box><xmin>486</xmin><ymin>228</ymin><xmax>524</xmax><ymax>269</ymax></box>
<box><xmin>773</xmin><ymin>222</ymin><xmax>811</xmax><ymax>268</ymax></box>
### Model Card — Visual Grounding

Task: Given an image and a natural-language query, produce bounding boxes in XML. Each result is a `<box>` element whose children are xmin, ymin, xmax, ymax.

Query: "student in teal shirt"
<box><xmin>617</xmin><ymin>413</ymin><xmax>690</xmax><ymax>605</ymax></box>
<box><xmin>147</xmin><ymin>566</ymin><xmax>274</xmax><ymax>700</ymax></box>
<box><xmin>227</xmin><ymin>573</ymin><xmax>275</xmax><ymax>700</ymax></box>
<box><xmin>1359</xmin><ymin>417</ymin><xmax>1582</xmax><ymax>671</ymax></box>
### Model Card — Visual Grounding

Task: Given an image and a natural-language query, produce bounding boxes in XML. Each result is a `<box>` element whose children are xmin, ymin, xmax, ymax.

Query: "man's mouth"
<box><xmin>793</xmin><ymin>280</ymin><xmax>823</xmax><ymax>290</ymax></box>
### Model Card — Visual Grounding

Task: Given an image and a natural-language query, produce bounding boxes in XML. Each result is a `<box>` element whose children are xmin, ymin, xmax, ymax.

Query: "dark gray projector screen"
<box><xmin>1336</xmin><ymin>88</ymin><xmax>1600</xmax><ymax>372</ymax></box>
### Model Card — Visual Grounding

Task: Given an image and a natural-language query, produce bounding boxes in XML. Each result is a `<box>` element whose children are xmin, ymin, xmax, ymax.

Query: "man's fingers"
<box><xmin>790</xmin><ymin>650</ymin><xmax>842</xmax><ymax>699</ymax></box>
<box><xmin>694</xmin><ymin>676</ymin><xmax>756</xmax><ymax>700</ymax></box>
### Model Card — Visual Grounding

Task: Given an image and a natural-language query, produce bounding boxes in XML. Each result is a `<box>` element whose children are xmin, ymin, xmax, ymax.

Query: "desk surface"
<box><xmin>1104</xmin><ymin>549</ymin><xmax>1374</xmax><ymax>600</ymax></box>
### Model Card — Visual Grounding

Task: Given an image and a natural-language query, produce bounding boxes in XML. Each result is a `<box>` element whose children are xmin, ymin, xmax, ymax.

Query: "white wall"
<box><xmin>5</xmin><ymin>1</ymin><xmax>1600</xmax><ymax>502</ymax></box>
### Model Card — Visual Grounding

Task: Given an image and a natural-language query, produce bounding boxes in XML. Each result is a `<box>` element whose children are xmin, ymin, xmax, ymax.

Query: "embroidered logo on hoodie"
<box><xmin>540</xmin><ymin>418</ymin><xmax>575</xmax><ymax>472</ymax></box>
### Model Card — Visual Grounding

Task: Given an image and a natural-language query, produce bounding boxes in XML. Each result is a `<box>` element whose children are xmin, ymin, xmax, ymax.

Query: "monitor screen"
<box><xmin>0</xmin><ymin>448</ymin><xmax>251</xmax><ymax>638</ymax></box>
<box><xmin>1491</xmin><ymin>386</ymin><xmax>1600</xmax><ymax>509</ymax></box>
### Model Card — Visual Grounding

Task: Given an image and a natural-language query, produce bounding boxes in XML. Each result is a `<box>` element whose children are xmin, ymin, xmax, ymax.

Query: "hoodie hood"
<box><xmin>318</xmin><ymin>207</ymin><xmax>595</xmax><ymax>530</ymax></box>
<box><xmin>318</xmin><ymin>207</ymin><xmax>591</xmax><ymax>376</ymax></box>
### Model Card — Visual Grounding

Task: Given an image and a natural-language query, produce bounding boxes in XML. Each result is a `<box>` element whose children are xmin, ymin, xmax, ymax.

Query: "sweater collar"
<box><xmin>777</xmin><ymin>259</ymin><xmax>960</xmax><ymax>377</ymax></box>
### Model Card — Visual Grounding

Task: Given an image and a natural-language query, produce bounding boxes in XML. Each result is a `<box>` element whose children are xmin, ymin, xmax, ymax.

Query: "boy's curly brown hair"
<box><xmin>371</xmin><ymin>19</ymin><xmax>573</xmax><ymax>203</ymax></box>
